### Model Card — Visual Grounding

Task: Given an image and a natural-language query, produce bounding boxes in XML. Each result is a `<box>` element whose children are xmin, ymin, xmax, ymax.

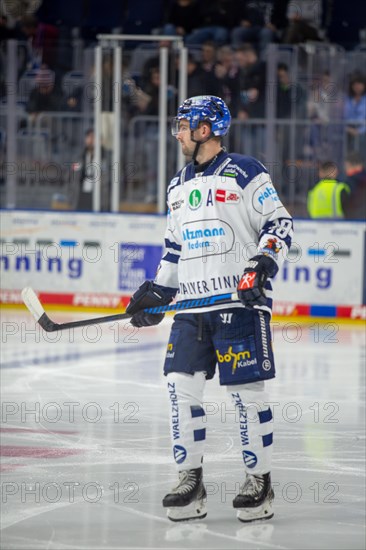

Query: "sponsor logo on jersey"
<box><xmin>182</xmin><ymin>225</ymin><xmax>225</xmax><ymax>250</ymax></box>
<box><xmin>257</xmin><ymin>186</ymin><xmax>279</xmax><ymax>205</ymax></box>
<box><xmin>188</xmin><ymin>189</ymin><xmax>202</xmax><ymax>209</ymax></box>
<box><xmin>173</xmin><ymin>445</ymin><xmax>187</xmax><ymax>464</ymax></box>
<box><xmin>262</xmin><ymin>359</ymin><xmax>271</xmax><ymax>371</ymax></box>
<box><xmin>166</xmin><ymin>342</ymin><xmax>175</xmax><ymax>359</ymax></box>
<box><xmin>243</xmin><ymin>450</ymin><xmax>257</xmax><ymax>468</ymax></box>
<box><xmin>220</xmin><ymin>313</ymin><xmax>233</xmax><ymax>324</ymax></box>
<box><xmin>258</xmin><ymin>311</ymin><xmax>271</xmax><ymax>371</ymax></box>
<box><xmin>171</xmin><ymin>198</ymin><xmax>184</xmax><ymax>211</ymax></box>
<box><xmin>252</xmin><ymin>182</ymin><xmax>281</xmax><ymax>214</ymax></box>
<box><xmin>215</xmin><ymin>189</ymin><xmax>240</xmax><ymax>203</ymax></box>
<box><xmin>232</xmin><ymin>392</ymin><xmax>249</xmax><ymax>446</ymax></box>
<box><xmin>216</xmin><ymin>345</ymin><xmax>257</xmax><ymax>374</ymax></box>
<box><xmin>168</xmin><ymin>382</ymin><xmax>180</xmax><ymax>440</ymax></box>
<box><xmin>261</xmin><ymin>237</ymin><xmax>282</xmax><ymax>256</ymax></box>
<box><xmin>222</xmin><ymin>171</ymin><xmax>237</xmax><ymax>178</ymax></box>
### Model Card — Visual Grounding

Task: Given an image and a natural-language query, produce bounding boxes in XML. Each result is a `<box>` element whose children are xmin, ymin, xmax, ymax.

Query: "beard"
<box><xmin>181</xmin><ymin>141</ymin><xmax>195</xmax><ymax>159</ymax></box>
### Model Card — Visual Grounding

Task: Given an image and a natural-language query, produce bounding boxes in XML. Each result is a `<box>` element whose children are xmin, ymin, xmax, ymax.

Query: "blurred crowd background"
<box><xmin>0</xmin><ymin>0</ymin><xmax>365</xmax><ymax>216</ymax></box>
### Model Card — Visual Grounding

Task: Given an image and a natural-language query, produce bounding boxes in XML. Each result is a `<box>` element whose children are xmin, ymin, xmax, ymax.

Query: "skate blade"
<box><xmin>167</xmin><ymin>500</ymin><xmax>207</xmax><ymax>522</ymax></box>
<box><xmin>237</xmin><ymin>500</ymin><xmax>274</xmax><ymax>523</ymax></box>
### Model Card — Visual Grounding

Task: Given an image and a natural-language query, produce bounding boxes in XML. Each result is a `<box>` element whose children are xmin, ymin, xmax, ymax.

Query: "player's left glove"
<box><xmin>237</xmin><ymin>255</ymin><xmax>278</xmax><ymax>309</ymax></box>
<box><xmin>126</xmin><ymin>280</ymin><xmax>177</xmax><ymax>327</ymax></box>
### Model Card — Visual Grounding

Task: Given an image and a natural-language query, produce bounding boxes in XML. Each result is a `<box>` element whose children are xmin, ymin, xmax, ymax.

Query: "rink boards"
<box><xmin>0</xmin><ymin>210</ymin><xmax>365</xmax><ymax>319</ymax></box>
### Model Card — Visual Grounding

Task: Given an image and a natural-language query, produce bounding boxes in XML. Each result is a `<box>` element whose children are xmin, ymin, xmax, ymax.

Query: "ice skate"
<box><xmin>233</xmin><ymin>473</ymin><xmax>274</xmax><ymax>522</ymax></box>
<box><xmin>163</xmin><ymin>467</ymin><xmax>207</xmax><ymax>521</ymax></box>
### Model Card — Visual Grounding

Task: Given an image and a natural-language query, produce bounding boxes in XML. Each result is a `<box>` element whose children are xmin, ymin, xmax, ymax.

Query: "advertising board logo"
<box><xmin>0</xmin><ymin>239</ymin><xmax>84</xmax><ymax>279</ymax></box>
<box><xmin>189</xmin><ymin>189</ymin><xmax>202</xmax><ymax>210</ymax></box>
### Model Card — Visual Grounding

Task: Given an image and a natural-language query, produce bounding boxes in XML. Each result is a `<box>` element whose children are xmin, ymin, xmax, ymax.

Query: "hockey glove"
<box><xmin>237</xmin><ymin>255</ymin><xmax>278</xmax><ymax>309</ymax></box>
<box><xmin>126</xmin><ymin>280</ymin><xmax>176</xmax><ymax>327</ymax></box>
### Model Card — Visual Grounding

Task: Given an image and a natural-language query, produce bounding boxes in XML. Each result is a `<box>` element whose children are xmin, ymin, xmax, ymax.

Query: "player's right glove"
<box><xmin>126</xmin><ymin>280</ymin><xmax>176</xmax><ymax>327</ymax></box>
<box><xmin>237</xmin><ymin>255</ymin><xmax>278</xmax><ymax>309</ymax></box>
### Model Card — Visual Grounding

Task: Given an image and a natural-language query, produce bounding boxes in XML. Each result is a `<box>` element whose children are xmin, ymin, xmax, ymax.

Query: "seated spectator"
<box><xmin>231</xmin><ymin>2</ymin><xmax>273</xmax><ymax>56</ymax></box>
<box><xmin>283</xmin><ymin>2</ymin><xmax>322</xmax><ymax>44</ymax></box>
<box><xmin>185</xmin><ymin>0</ymin><xmax>230</xmax><ymax>46</ymax></box>
<box><xmin>185</xmin><ymin>53</ymin><xmax>223</xmax><ymax>98</ymax></box>
<box><xmin>344</xmin><ymin>73</ymin><xmax>366</xmax><ymax>162</ymax></box>
<box><xmin>26</xmin><ymin>66</ymin><xmax>63</xmax><ymax>121</ymax></box>
<box><xmin>234</xmin><ymin>44</ymin><xmax>266</xmax><ymax>119</ymax></box>
<box><xmin>63</xmin><ymin>87</ymin><xmax>83</xmax><ymax>112</ymax></box>
<box><xmin>201</xmin><ymin>41</ymin><xmax>217</xmax><ymax>74</ymax></box>
<box><xmin>19</xmin><ymin>15</ymin><xmax>59</xmax><ymax>70</ymax></box>
<box><xmin>266</xmin><ymin>0</ymin><xmax>289</xmax><ymax>42</ymax></box>
<box><xmin>307</xmin><ymin>161</ymin><xmax>350</xmax><ymax>219</ymax></box>
<box><xmin>162</xmin><ymin>0</ymin><xmax>200</xmax><ymax>39</ymax></box>
<box><xmin>342</xmin><ymin>152</ymin><xmax>366</xmax><ymax>219</ymax></box>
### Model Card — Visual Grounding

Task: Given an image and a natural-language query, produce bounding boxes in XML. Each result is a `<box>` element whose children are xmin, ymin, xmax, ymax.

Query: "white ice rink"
<box><xmin>1</xmin><ymin>308</ymin><xmax>365</xmax><ymax>550</ymax></box>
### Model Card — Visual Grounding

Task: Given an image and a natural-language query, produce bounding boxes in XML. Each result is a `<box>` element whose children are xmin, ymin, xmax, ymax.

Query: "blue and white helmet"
<box><xmin>171</xmin><ymin>95</ymin><xmax>231</xmax><ymax>137</ymax></box>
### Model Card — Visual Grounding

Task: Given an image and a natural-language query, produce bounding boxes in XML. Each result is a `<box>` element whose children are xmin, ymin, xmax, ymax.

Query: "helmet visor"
<box><xmin>171</xmin><ymin>117</ymin><xmax>193</xmax><ymax>136</ymax></box>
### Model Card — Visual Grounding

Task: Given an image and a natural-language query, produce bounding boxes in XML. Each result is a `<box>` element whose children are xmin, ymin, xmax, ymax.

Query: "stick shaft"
<box><xmin>22</xmin><ymin>287</ymin><xmax>238</xmax><ymax>332</ymax></box>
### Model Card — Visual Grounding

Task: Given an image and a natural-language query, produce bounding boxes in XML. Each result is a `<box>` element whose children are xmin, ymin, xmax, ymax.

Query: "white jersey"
<box><xmin>155</xmin><ymin>150</ymin><xmax>293</xmax><ymax>313</ymax></box>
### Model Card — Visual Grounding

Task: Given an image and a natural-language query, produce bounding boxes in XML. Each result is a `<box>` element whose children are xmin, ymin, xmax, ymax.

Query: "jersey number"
<box><xmin>267</xmin><ymin>219</ymin><xmax>292</xmax><ymax>239</ymax></box>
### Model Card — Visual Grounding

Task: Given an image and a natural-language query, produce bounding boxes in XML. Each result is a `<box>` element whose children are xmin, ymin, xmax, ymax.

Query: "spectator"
<box><xmin>162</xmin><ymin>0</ymin><xmax>200</xmax><ymax>38</ymax></box>
<box><xmin>201</xmin><ymin>41</ymin><xmax>217</xmax><ymax>74</ymax></box>
<box><xmin>344</xmin><ymin>73</ymin><xmax>366</xmax><ymax>161</ymax></box>
<box><xmin>138</xmin><ymin>66</ymin><xmax>175</xmax><ymax>202</ymax></box>
<box><xmin>234</xmin><ymin>44</ymin><xmax>266</xmax><ymax>119</ymax></box>
<box><xmin>231</xmin><ymin>1</ymin><xmax>273</xmax><ymax>56</ymax></box>
<box><xmin>19</xmin><ymin>15</ymin><xmax>59</xmax><ymax>70</ymax></box>
<box><xmin>185</xmin><ymin>53</ymin><xmax>223</xmax><ymax>98</ymax></box>
<box><xmin>73</xmin><ymin>129</ymin><xmax>109</xmax><ymax>211</ymax></box>
<box><xmin>306</xmin><ymin>71</ymin><xmax>343</xmax><ymax>159</ymax></box>
<box><xmin>277</xmin><ymin>62</ymin><xmax>306</xmax><ymax>119</ymax></box>
<box><xmin>283</xmin><ymin>2</ymin><xmax>321</xmax><ymax>44</ymax></box>
<box><xmin>214</xmin><ymin>45</ymin><xmax>240</xmax><ymax>109</ymax></box>
<box><xmin>307</xmin><ymin>161</ymin><xmax>350</xmax><ymax>218</ymax></box>
<box><xmin>276</xmin><ymin>63</ymin><xmax>307</xmax><ymax>165</ymax></box>
<box><xmin>267</xmin><ymin>0</ymin><xmax>289</xmax><ymax>41</ymax></box>
<box><xmin>26</xmin><ymin>66</ymin><xmax>63</xmax><ymax>121</ymax></box>
<box><xmin>342</xmin><ymin>152</ymin><xmax>366</xmax><ymax>219</ymax></box>
<box><xmin>185</xmin><ymin>0</ymin><xmax>230</xmax><ymax>46</ymax></box>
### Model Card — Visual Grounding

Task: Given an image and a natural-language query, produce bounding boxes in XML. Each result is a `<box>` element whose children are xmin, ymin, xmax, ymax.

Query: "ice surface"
<box><xmin>1</xmin><ymin>309</ymin><xmax>365</xmax><ymax>549</ymax></box>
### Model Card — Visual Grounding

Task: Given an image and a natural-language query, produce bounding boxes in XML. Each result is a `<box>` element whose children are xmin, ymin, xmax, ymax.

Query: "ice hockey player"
<box><xmin>126</xmin><ymin>95</ymin><xmax>293</xmax><ymax>522</ymax></box>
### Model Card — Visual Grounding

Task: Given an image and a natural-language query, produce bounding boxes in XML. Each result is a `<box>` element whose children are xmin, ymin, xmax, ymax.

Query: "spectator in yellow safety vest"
<box><xmin>307</xmin><ymin>161</ymin><xmax>350</xmax><ymax>218</ymax></box>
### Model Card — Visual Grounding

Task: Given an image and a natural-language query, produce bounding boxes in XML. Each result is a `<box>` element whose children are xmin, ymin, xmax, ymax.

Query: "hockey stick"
<box><xmin>21</xmin><ymin>287</ymin><xmax>239</xmax><ymax>332</ymax></box>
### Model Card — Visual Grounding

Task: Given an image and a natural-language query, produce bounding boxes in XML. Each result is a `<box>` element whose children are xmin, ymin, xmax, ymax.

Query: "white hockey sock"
<box><xmin>166</xmin><ymin>372</ymin><xmax>206</xmax><ymax>470</ymax></box>
<box><xmin>228</xmin><ymin>381</ymin><xmax>273</xmax><ymax>475</ymax></box>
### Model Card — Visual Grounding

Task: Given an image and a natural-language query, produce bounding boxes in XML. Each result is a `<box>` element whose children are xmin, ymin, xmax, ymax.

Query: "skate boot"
<box><xmin>233</xmin><ymin>472</ymin><xmax>274</xmax><ymax>522</ymax></box>
<box><xmin>162</xmin><ymin>467</ymin><xmax>207</xmax><ymax>521</ymax></box>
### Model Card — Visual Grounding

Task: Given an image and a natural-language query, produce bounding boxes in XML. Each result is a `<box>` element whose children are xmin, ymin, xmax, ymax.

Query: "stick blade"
<box><xmin>21</xmin><ymin>287</ymin><xmax>45</xmax><ymax>322</ymax></box>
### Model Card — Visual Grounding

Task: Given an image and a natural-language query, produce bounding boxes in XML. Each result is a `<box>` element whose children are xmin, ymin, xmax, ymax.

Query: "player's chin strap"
<box><xmin>190</xmin><ymin>131</ymin><xmax>215</xmax><ymax>163</ymax></box>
